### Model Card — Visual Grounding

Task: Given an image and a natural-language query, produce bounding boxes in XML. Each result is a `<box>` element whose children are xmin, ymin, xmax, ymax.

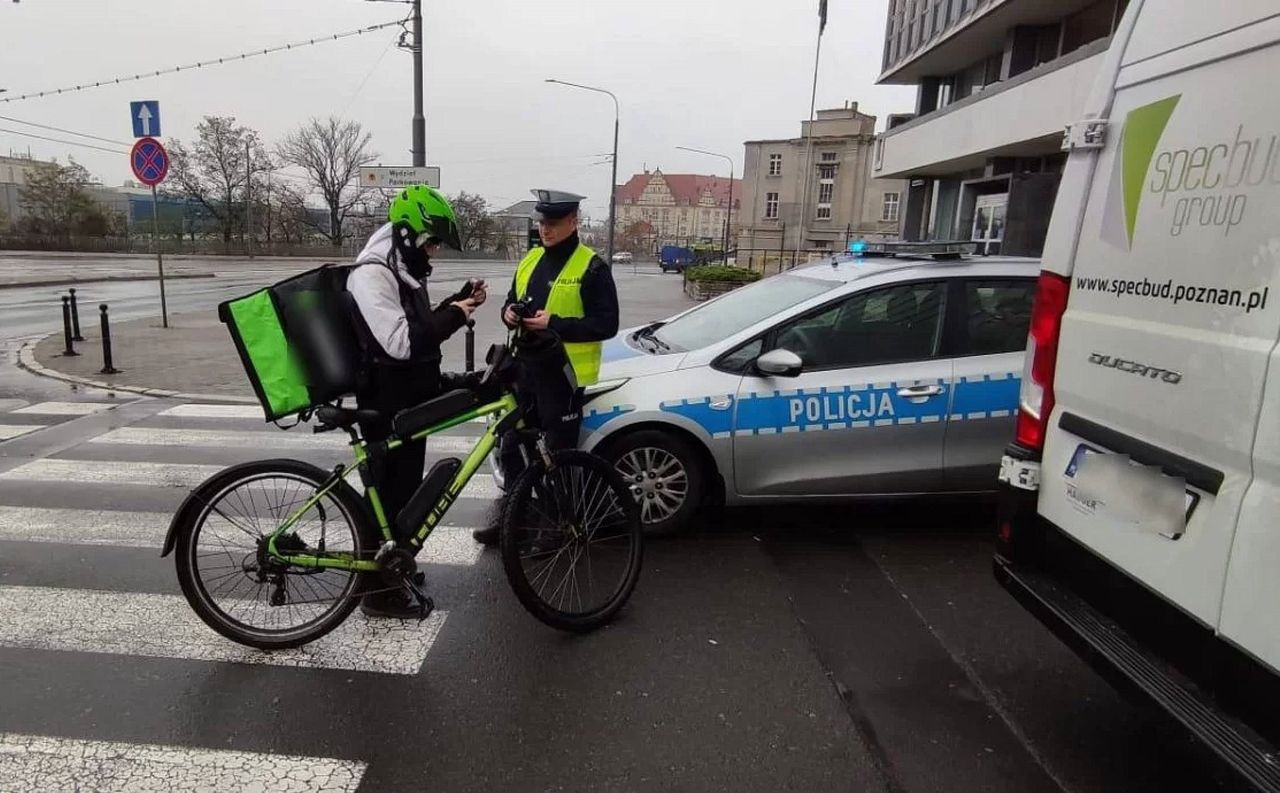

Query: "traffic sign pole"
<box><xmin>151</xmin><ymin>184</ymin><xmax>168</xmax><ymax>328</ymax></box>
<box><xmin>129</xmin><ymin>135</ymin><xmax>170</xmax><ymax>328</ymax></box>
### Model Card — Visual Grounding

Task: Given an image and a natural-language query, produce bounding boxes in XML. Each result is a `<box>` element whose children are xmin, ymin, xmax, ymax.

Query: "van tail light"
<box><xmin>1015</xmin><ymin>271</ymin><xmax>1070</xmax><ymax>450</ymax></box>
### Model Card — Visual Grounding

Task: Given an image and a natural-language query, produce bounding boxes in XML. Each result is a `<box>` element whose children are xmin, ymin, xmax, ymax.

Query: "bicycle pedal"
<box><xmin>401</xmin><ymin>577</ymin><xmax>434</xmax><ymax>621</ymax></box>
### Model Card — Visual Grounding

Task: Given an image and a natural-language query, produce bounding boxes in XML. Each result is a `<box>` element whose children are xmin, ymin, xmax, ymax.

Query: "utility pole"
<box><xmin>412</xmin><ymin>0</ymin><xmax>425</xmax><ymax>166</ymax></box>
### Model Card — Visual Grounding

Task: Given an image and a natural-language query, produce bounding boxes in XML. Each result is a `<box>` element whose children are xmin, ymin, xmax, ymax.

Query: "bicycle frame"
<box><xmin>264</xmin><ymin>391</ymin><xmax>520</xmax><ymax>573</ymax></box>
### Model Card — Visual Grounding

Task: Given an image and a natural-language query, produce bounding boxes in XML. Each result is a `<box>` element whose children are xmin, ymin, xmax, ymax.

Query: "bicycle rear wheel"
<box><xmin>173</xmin><ymin>459</ymin><xmax>374</xmax><ymax>650</ymax></box>
<box><xmin>500</xmin><ymin>450</ymin><xmax>643</xmax><ymax>632</ymax></box>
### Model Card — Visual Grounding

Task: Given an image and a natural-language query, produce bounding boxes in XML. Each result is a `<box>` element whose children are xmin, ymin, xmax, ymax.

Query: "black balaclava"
<box><xmin>390</xmin><ymin>223</ymin><xmax>433</xmax><ymax>281</ymax></box>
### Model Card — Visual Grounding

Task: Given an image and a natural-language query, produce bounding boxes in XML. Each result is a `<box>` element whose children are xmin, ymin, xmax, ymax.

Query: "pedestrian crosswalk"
<box><xmin>0</xmin><ymin>396</ymin><xmax>498</xmax><ymax>786</ymax></box>
<box><xmin>0</xmin><ymin>733</ymin><xmax>366</xmax><ymax>792</ymax></box>
<box><xmin>0</xmin><ymin>400</ymin><xmax>124</xmax><ymax>442</ymax></box>
<box><xmin>0</xmin><ymin>424</ymin><xmax>43</xmax><ymax>441</ymax></box>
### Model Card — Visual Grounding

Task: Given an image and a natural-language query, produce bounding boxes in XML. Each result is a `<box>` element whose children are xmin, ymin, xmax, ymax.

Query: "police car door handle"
<box><xmin>896</xmin><ymin>384</ymin><xmax>945</xmax><ymax>399</ymax></box>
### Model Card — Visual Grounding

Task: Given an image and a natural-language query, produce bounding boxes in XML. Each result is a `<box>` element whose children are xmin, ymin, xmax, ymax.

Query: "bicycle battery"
<box><xmin>396</xmin><ymin>457</ymin><xmax>462</xmax><ymax>538</ymax></box>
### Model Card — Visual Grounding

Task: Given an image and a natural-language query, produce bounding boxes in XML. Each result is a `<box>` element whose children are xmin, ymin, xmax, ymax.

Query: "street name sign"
<box><xmin>360</xmin><ymin>166</ymin><xmax>441</xmax><ymax>189</ymax></box>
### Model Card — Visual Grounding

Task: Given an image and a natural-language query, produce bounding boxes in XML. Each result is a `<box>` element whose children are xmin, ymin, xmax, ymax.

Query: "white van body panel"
<box><xmin>1040</xmin><ymin>6</ymin><xmax>1280</xmax><ymax>641</ymax></box>
<box><xmin>1121</xmin><ymin>1</ymin><xmax>1280</xmax><ymax>67</ymax></box>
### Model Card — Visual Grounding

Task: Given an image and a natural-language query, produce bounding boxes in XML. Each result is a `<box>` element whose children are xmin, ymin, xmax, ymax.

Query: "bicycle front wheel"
<box><xmin>173</xmin><ymin>459</ymin><xmax>375</xmax><ymax>650</ymax></box>
<box><xmin>501</xmin><ymin>450</ymin><xmax>643</xmax><ymax>632</ymax></box>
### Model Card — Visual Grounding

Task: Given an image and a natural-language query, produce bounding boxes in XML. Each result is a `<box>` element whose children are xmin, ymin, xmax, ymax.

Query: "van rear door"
<box><xmin>1039</xmin><ymin>8</ymin><xmax>1280</xmax><ymax>629</ymax></box>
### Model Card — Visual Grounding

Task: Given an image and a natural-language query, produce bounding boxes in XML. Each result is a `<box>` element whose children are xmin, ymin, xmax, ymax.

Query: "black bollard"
<box><xmin>465</xmin><ymin>320</ymin><xmax>476</xmax><ymax>373</ymax></box>
<box><xmin>68</xmin><ymin>287</ymin><xmax>84</xmax><ymax>341</ymax></box>
<box><xmin>99</xmin><ymin>304</ymin><xmax>119</xmax><ymax>374</ymax></box>
<box><xmin>60</xmin><ymin>296</ymin><xmax>79</xmax><ymax>357</ymax></box>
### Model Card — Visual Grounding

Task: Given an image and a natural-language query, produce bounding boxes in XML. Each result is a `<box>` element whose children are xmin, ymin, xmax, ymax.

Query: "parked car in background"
<box><xmin>659</xmin><ymin>245</ymin><xmax>693</xmax><ymax>273</ymax></box>
<box><xmin>611</xmin><ymin>251</ymin><xmax>634</xmax><ymax>264</ymax></box>
<box><xmin>512</xmin><ymin>244</ymin><xmax>1038</xmax><ymax>534</ymax></box>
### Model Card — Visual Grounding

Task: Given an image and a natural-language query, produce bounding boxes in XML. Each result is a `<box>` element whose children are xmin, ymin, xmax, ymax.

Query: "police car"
<box><xmin>576</xmin><ymin>243</ymin><xmax>1039</xmax><ymax>533</ymax></box>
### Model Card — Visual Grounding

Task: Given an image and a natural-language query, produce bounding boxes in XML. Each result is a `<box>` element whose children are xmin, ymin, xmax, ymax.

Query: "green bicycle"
<box><xmin>161</xmin><ymin>342</ymin><xmax>644</xmax><ymax>649</ymax></box>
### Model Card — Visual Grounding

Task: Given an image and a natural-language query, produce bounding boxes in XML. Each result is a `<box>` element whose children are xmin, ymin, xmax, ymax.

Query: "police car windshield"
<box><xmin>653</xmin><ymin>275</ymin><xmax>832</xmax><ymax>352</ymax></box>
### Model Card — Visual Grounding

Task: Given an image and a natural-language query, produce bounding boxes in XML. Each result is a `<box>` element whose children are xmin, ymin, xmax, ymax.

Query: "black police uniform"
<box><xmin>476</xmin><ymin>190</ymin><xmax>620</xmax><ymax>545</ymax></box>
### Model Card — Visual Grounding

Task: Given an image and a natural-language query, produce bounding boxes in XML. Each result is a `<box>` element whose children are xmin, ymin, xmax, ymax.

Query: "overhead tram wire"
<box><xmin>0</xmin><ymin>20</ymin><xmax>406</xmax><ymax>104</ymax></box>
<box><xmin>0</xmin><ymin>115</ymin><xmax>130</xmax><ymax>147</ymax></box>
<box><xmin>0</xmin><ymin>127</ymin><xmax>128</xmax><ymax>155</ymax></box>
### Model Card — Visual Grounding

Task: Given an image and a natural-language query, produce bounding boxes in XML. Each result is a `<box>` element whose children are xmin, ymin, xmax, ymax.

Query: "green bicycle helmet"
<box><xmin>388</xmin><ymin>184</ymin><xmax>462</xmax><ymax>251</ymax></box>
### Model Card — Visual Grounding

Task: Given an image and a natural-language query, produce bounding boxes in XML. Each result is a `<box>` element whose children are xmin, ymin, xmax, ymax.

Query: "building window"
<box><xmin>820</xmin><ymin>151</ymin><xmax>838</xmax><ymax>162</ymax></box>
<box><xmin>882</xmin><ymin>192</ymin><xmax>901</xmax><ymax>222</ymax></box>
<box><xmin>816</xmin><ymin>180</ymin><xmax>833</xmax><ymax>221</ymax></box>
<box><xmin>765</xmin><ymin>192</ymin><xmax>779</xmax><ymax>219</ymax></box>
<box><xmin>768</xmin><ymin>154</ymin><xmax>782</xmax><ymax>176</ymax></box>
<box><xmin>818</xmin><ymin>164</ymin><xmax>837</xmax><ymax>180</ymax></box>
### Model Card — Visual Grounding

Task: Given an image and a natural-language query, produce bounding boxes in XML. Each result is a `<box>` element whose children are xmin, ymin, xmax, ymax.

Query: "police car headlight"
<box><xmin>583</xmin><ymin>378</ymin><xmax>630</xmax><ymax>400</ymax></box>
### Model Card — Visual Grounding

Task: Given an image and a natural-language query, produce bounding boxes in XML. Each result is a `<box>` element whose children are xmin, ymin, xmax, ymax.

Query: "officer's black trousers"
<box><xmin>497</xmin><ymin>370</ymin><xmax>584</xmax><ymax>489</ymax></box>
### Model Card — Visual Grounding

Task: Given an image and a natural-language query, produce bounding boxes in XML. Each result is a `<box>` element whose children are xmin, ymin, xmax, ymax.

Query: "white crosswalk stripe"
<box><xmin>0</xmin><ymin>458</ymin><xmax>225</xmax><ymax>488</ymax></box>
<box><xmin>160</xmin><ymin>403</ymin><xmax>489</xmax><ymax>423</ymax></box>
<box><xmin>11</xmin><ymin>401</ymin><xmax>116</xmax><ymax>416</ymax></box>
<box><xmin>157</xmin><ymin>403</ymin><xmax>268</xmax><ymax>419</ymax></box>
<box><xmin>0</xmin><ymin>424</ymin><xmax>44</xmax><ymax>440</ymax></box>
<box><xmin>0</xmin><ymin>397</ymin><xmax>501</xmax><ymax>775</ymax></box>
<box><xmin>0</xmin><ymin>733</ymin><xmax>367</xmax><ymax>792</ymax></box>
<box><xmin>91</xmin><ymin>426</ymin><xmax>479</xmax><ymax>454</ymax></box>
<box><xmin>0</xmin><ymin>505</ymin><xmax>485</xmax><ymax>563</ymax></box>
<box><xmin>0</xmin><ymin>458</ymin><xmax>502</xmax><ymax>499</ymax></box>
<box><xmin>0</xmin><ymin>585</ymin><xmax>448</xmax><ymax>674</ymax></box>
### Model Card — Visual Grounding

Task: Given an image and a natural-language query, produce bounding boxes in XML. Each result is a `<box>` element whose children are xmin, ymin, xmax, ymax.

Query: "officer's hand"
<box><xmin>451</xmin><ymin>298</ymin><xmax>479</xmax><ymax>320</ymax></box>
<box><xmin>502</xmin><ymin>305</ymin><xmax>519</xmax><ymax>327</ymax></box>
<box><xmin>521</xmin><ymin>310</ymin><xmax>551</xmax><ymax>331</ymax></box>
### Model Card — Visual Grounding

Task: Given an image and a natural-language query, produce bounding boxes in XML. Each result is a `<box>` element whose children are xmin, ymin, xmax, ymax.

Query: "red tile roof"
<box><xmin>616</xmin><ymin>171</ymin><xmax>742</xmax><ymax>209</ymax></box>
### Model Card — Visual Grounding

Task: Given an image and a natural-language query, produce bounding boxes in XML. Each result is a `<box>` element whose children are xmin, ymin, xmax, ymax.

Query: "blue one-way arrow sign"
<box><xmin>130</xmin><ymin>101</ymin><xmax>161</xmax><ymax>138</ymax></box>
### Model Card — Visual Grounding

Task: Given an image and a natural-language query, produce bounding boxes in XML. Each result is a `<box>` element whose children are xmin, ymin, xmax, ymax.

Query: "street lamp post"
<box><xmin>676</xmin><ymin>146</ymin><xmax>735</xmax><ymax>265</ymax></box>
<box><xmin>546</xmin><ymin>79</ymin><xmax>619</xmax><ymax>266</ymax></box>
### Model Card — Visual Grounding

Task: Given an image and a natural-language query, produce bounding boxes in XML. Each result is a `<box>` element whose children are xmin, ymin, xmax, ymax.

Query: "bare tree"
<box><xmin>167</xmin><ymin>116</ymin><xmax>267</xmax><ymax>244</ymax></box>
<box><xmin>270</xmin><ymin>182</ymin><xmax>316</xmax><ymax>247</ymax></box>
<box><xmin>277</xmin><ymin>117</ymin><xmax>377</xmax><ymax>248</ymax></box>
<box><xmin>450</xmin><ymin>191</ymin><xmax>494</xmax><ymax>252</ymax></box>
<box><xmin>620</xmin><ymin>220</ymin><xmax>655</xmax><ymax>254</ymax></box>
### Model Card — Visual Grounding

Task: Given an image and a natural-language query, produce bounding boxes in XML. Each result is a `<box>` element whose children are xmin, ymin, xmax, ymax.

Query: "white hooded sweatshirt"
<box><xmin>346</xmin><ymin>222</ymin><xmax>424</xmax><ymax>361</ymax></box>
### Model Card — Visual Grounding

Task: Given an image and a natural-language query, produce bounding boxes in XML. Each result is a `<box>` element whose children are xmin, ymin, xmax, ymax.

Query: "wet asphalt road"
<box><xmin>0</xmin><ymin>256</ymin><xmax>1236</xmax><ymax>791</ymax></box>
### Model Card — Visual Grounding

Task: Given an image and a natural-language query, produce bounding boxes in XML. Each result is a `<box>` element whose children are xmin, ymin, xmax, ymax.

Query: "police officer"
<box><xmin>472</xmin><ymin>189</ymin><xmax>620</xmax><ymax>546</ymax></box>
<box><xmin>349</xmin><ymin>185</ymin><xmax>485</xmax><ymax>616</ymax></box>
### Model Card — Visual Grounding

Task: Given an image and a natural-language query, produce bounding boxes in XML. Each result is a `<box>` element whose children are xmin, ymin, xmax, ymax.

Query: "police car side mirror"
<box><xmin>756</xmin><ymin>348</ymin><xmax>803</xmax><ymax>378</ymax></box>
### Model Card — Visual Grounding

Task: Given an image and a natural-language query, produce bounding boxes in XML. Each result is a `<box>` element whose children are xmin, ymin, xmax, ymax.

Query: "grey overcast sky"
<box><xmin>1</xmin><ymin>0</ymin><xmax>913</xmax><ymax>218</ymax></box>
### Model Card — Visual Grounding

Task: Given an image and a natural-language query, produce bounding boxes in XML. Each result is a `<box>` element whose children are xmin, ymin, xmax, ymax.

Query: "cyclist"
<box><xmin>473</xmin><ymin>188</ymin><xmax>619</xmax><ymax>547</ymax></box>
<box><xmin>348</xmin><ymin>185</ymin><xmax>485</xmax><ymax>618</ymax></box>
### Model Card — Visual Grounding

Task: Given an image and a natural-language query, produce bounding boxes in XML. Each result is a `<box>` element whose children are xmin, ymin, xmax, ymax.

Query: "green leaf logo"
<box><xmin>1122</xmin><ymin>95</ymin><xmax>1180</xmax><ymax>245</ymax></box>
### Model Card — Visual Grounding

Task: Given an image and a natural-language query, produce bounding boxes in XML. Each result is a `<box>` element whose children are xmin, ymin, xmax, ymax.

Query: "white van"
<box><xmin>994</xmin><ymin>2</ymin><xmax>1280</xmax><ymax>788</ymax></box>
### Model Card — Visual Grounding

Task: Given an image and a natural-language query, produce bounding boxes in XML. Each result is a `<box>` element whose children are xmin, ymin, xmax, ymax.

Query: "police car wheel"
<box><xmin>607</xmin><ymin>430</ymin><xmax>706</xmax><ymax>536</ymax></box>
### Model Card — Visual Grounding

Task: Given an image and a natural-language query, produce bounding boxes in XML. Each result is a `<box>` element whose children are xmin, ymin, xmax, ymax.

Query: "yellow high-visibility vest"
<box><xmin>513</xmin><ymin>243</ymin><xmax>602</xmax><ymax>386</ymax></box>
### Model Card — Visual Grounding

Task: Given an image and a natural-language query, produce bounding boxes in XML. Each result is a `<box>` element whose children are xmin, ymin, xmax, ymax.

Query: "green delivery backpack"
<box><xmin>218</xmin><ymin>264</ymin><xmax>366</xmax><ymax>422</ymax></box>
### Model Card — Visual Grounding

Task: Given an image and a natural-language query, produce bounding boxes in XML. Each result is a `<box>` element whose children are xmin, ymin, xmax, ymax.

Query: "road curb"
<box><xmin>0</xmin><ymin>273</ymin><xmax>216</xmax><ymax>291</ymax></box>
<box><xmin>17</xmin><ymin>335</ymin><xmax>258</xmax><ymax>406</ymax></box>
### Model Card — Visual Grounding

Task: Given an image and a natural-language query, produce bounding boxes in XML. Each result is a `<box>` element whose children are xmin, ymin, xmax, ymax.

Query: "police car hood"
<box><xmin>598</xmin><ymin>331</ymin><xmax>686</xmax><ymax>379</ymax></box>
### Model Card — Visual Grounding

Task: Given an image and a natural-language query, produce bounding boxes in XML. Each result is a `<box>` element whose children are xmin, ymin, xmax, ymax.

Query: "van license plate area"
<box><xmin>1063</xmin><ymin>444</ymin><xmax>1199</xmax><ymax>539</ymax></box>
